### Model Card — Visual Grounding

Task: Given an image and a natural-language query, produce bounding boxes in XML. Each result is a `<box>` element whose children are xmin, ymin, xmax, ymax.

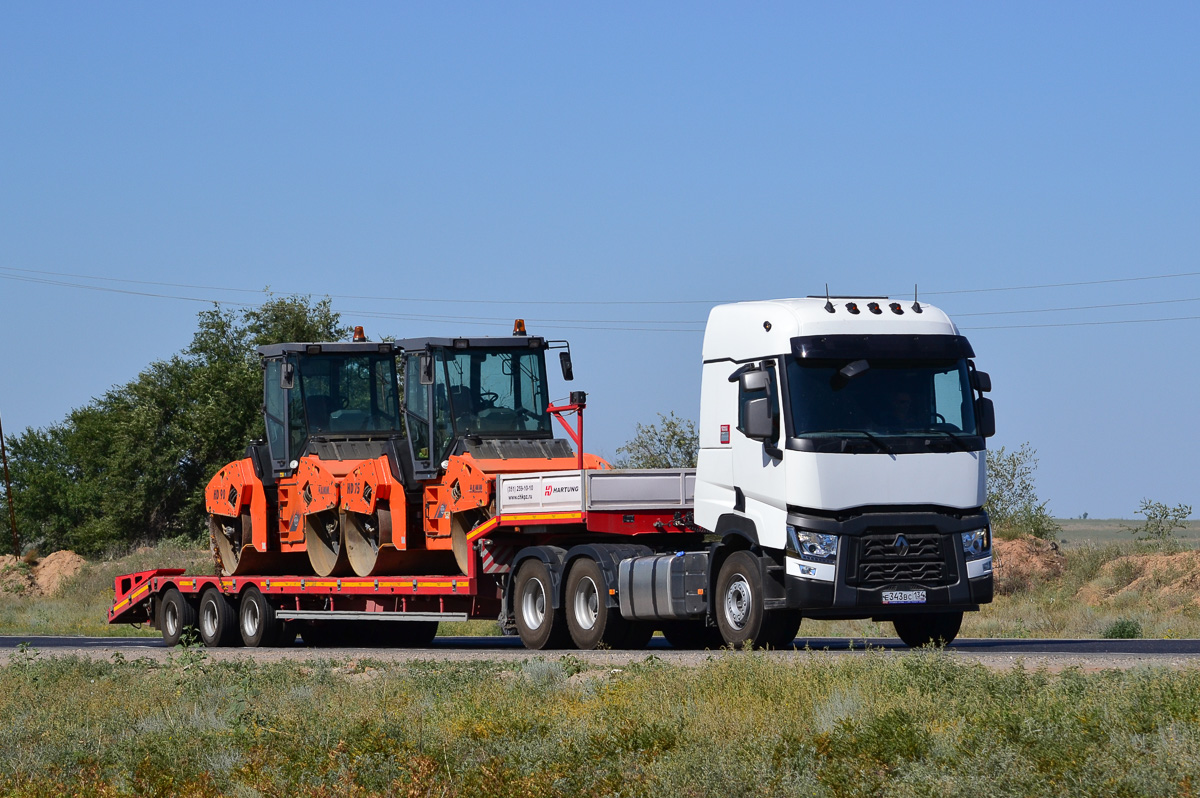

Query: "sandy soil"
<box><xmin>0</xmin><ymin>550</ymin><xmax>85</xmax><ymax>597</ymax></box>
<box><xmin>992</xmin><ymin>536</ymin><xmax>1064</xmax><ymax>594</ymax></box>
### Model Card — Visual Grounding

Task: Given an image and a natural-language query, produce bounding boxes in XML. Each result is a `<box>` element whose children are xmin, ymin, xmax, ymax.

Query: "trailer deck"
<box><xmin>109</xmin><ymin>468</ymin><xmax>698</xmax><ymax>630</ymax></box>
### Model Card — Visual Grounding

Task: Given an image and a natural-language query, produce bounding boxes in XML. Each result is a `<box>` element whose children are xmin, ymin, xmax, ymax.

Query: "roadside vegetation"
<box><xmin>0</xmin><ymin>295</ymin><xmax>349</xmax><ymax>558</ymax></box>
<box><xmin>3</xmin><ymin>649</ymin><xmax>1199</xmax><ymax>796</ymax></box>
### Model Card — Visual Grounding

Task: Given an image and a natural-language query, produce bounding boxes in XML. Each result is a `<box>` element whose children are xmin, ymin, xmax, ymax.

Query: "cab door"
<box><xmin>730</xmin><ymin>359</ymin><xmax>788</xmax><ymax>549</ymax></box>
<box><xmin>263</xmin><ymin>358</ymin><xmax>292</xmax><ymax>475</ymax></box>
<box><xmin>404</xmin><ymin>353</ymin><xmax>438</xmax><ymax>481</ymax></box>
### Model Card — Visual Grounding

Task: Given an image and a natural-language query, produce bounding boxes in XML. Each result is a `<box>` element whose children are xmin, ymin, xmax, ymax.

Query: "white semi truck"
<box><xmin>689</xmin><ymin>296</ymin><xmax>994</xmax><ymax>647</ymax></box>
<box><xmin>111</xmin><ymin>294</ymin><xmax>994</xmax><ymax>650</ymax></box>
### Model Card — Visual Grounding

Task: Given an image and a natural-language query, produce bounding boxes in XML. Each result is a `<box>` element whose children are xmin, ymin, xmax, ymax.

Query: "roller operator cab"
<box><xmin>693</xmin><ymin>297</ymin><xmax>996</xmax><ymax>647</ymax></box>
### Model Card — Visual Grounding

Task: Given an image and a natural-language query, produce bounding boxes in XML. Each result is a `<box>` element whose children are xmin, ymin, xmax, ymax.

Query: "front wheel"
<box><xmin>715</xmin><ymin>551</ymin><xmax>768</xmax><ymax>648</ymax></box>
<box><xmin>513</xmin><ymin>558</ymin><xmax>569</xmax><ymax>650</ymax></box>
<box><xmin>715</xmin><ymin>551</ymin><xmax>796</xmax><ymax>650</ymax></box>
<box><xmin>893</xmin><ymin>611</ymin><xmax>963</xmax><ymax>647</ymax></box>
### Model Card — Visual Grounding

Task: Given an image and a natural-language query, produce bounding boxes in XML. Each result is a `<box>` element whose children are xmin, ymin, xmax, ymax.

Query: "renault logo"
<box><xmin>893</xmin><ymin>534</ymin><xmax>910</xmax><ymax>557</ymax></box>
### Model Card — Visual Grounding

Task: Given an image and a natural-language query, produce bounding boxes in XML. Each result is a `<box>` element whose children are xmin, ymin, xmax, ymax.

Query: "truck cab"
<box><xmin>693</xmin><ymin>297</ymin><xmax>995</xmax><ymax>645</ymax></box>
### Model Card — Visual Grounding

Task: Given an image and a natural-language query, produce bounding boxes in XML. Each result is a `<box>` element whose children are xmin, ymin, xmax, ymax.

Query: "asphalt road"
<box><xmin>4</xmin><ymin>634</ymin><xmax>1200</xmax><ymax>670</ymax></box>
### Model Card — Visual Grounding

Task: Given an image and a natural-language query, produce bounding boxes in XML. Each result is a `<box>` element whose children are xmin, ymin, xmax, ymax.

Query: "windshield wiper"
<box><xmin>925</xmin><ymin>429</ymin><xmax>970</xmax><ymax>451</ymax></box>
<box><xmin>824</xmin><ymin>429</ymin><xmax>894</xmax><ymax>454</ymax></box>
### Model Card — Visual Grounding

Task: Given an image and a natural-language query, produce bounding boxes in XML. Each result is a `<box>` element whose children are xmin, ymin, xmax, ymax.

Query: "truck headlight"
<box><xmin>788</xmin><ymin>525</ymin><xmax>838</xmax><ymax>563</ymax></box>
<box><xmin>961</xmin><ymin>528</ymin><xmax>990</xmax><ymax>560</ymax></box>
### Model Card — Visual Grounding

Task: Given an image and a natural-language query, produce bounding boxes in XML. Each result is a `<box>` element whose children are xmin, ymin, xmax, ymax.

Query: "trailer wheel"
<box><xmin>565</xmin><ymin>558</ymin><xmax>632</xmax><ymax>650</ymax></box>
<box><xmin>715</xmin><ymin>550</ymin><xmax>776</xmax><ymax>649</ymax></box>
<box><xmin>238</xmin><ymin>586</ymin><xmax>279</xmax><ymax>648</ymax></box>
<box><xmin>514</xmin><ymin>558</ymin><xmax>569</xmax><ymax>650</ymax></box>
<box><xmin>892</xmin><ymin>611</ymin><xmax>963</xmax><ymax>648</ymax></box>
<box><xmin>160</xmin><ymin>588</ymin><xmax>197</xmax><ymax>647</ymax></box>
<box><xmin>660</xmin><ymin>621</ymin><xmax>725</xmax><ymax>650</ymax></box>
<box><xmin>198</xmin><ymin>588</ymin><xmax>239</xmax><ymax>647</ymax></box>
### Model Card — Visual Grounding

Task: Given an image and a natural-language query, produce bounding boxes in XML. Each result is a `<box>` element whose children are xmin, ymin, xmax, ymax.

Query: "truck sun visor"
<box><xmin>791</xmin><ymin>334</ymin><xmax>975</xmax><ymax>360</ymax></box>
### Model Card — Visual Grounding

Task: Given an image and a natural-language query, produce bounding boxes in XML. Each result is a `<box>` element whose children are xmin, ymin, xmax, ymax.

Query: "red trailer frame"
<box><xmin>108</xmin><ymin>483</ymin><xmax>700</xmax><ymax>636</ymax></box>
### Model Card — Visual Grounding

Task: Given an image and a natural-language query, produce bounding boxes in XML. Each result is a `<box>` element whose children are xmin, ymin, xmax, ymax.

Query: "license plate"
<box><xmin>882</xmin><ymin>590</ymin><xmax>926</xmax><ymax>605</ymax></box>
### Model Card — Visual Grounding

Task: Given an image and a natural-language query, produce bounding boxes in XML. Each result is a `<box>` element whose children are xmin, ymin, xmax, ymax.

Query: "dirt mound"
<box><xmin>0</xmin><ymin>554</ymin><xmax>37</xmax><ymax>595</ymax></box>
<box><xmin>34</xmin><ymin>550</ymin><xmax>86</xmax><ymax>596</ymax></box>
<box><xmin>1077</xmin><ymin>551</ymin><xmax>1200</xmax><ymax>608</ymax></box>
<box><xmin>0</xmin><ymin>550</ymin><xmax>86</xmax><ymax>597</ymax></box>
<box><xmin>992</xmin><ymin>536</ymin><xmax>1064</xmax><ymax>594</ymax></box>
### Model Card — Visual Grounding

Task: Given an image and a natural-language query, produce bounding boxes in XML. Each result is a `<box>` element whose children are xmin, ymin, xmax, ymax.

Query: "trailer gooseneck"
<box><xmin>109</xmin><ymin>295</ymin><xmax>996</xmax><ymax>650</ymax></box>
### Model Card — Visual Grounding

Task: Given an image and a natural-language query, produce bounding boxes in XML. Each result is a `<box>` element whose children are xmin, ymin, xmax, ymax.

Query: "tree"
<box><xmin>985</xmin><ymin>443</ymin><xmax>1060</xmax><ymax>541</ymax></box>
<box><xmin>615</xmin><ymin>412</ymin><xmax>698</xmax><ymax>469</ymax></box>
<box><xmin>1123</xmin><ymin>499</ymin><xmax>1192</xmax><ymax>543</ymax></box>
<box><xmin>2</xmin><ymin>294</ymin><xmax>350</xmax><ymax>555</ymax></box>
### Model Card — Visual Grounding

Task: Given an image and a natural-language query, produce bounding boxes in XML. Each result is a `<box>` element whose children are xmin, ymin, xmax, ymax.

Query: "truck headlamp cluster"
<box><xmin>787</xmin><ymin>525</ymin><xmax>838</xmax><ymax>563</ymax></box>
<box><xmin>961</xmin><ymin>528</ymin><xmax>990</xmax><ymax>560</ymax></box>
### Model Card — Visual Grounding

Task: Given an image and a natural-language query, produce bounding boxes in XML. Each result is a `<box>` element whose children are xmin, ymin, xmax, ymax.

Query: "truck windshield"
<box><xmin>785</xmin><ymin>357</ymin><xmax>977</xmax><ymax>439</ymax></box>
<box><xmin>437</xmin><ymin>347</ymin><xmax>551</xmax><ymax>438</ymax></box>
<box><xmin>297</xmin><ymin>354</ymin><xmax>401</xmax><ymax>436</ymax></box>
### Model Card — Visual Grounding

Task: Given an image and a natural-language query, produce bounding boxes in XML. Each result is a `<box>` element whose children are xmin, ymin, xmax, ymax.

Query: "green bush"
<box><xmin>1124</xmin><ymin>498</ymin><xmax>1193</xmax><ymax>544</ymax></box>
<box><xmin>985</xmin><ymin>443</ymin><xmax>1061</xmax><ymax>541</ymax></box>
<box><xmin>1102</xmin><ymin>618</ymin><xmax>1143</xmax><ymax>639</ymax></box>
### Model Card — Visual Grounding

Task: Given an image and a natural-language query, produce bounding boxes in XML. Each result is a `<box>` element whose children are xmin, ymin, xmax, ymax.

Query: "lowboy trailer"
<box><xmin>110</xmin><ymin>295</ymin><xmax>997</xmax><ymax>650</ymax></box>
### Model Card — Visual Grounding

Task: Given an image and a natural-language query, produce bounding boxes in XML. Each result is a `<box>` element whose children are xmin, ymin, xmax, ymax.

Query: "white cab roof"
<box><xmin>701</xmin><ymin>297</ymin><xmax>962</xmax><ymax>363</ymax></box>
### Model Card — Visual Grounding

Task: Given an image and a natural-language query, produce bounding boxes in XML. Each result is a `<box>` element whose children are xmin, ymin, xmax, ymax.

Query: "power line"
<box><xmin>4</xmin><ymin>265</ymin><xmax>1199</xmax><ymax>333</ymax></box>
<box><xmin>918</xmin><ymin>271</ymin><xmax>1200</xmax><ymax>297</ymax></box>
<box><xmin>0</xmin><ymin>266</ymin><xmax>718</xmax><ymax>306</ymax></box>
<box><xmin>961</xmin><ymin>314</ymin><xmax>1200</xmax><ymax>330</ymax></box>
<box><xmin>0</xmin><ymin>273</ymin><xmax>706</xmax><ymax>330</ymax></box>
<box><xmin>15</xmin><ymin>263</ymin><xmax>1199</xmax><ymax>307</ymax></box>
<box><xmin>954</xmin><ymin>296</ymin><xmax>1200</xmax><ymax>317</ymax></box>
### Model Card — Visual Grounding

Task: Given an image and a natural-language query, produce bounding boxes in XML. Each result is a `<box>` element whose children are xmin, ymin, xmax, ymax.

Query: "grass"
<box><xmin>2</xmin><ymin>649</ymin><xmax>1199</xmax><ymax>796</ymax></box>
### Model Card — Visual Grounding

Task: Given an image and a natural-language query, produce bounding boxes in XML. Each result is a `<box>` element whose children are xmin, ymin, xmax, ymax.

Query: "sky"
<box><xmin>2</xmin><ymin>3</ymin><xmax>1198</xmax><ymax>520</ymax></box>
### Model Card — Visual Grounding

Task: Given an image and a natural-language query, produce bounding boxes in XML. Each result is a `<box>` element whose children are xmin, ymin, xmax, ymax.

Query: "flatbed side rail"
<box><xmin>108</xmin><ymin>568</ymin><xmax>185</xmax><ymax>624</ymax></box>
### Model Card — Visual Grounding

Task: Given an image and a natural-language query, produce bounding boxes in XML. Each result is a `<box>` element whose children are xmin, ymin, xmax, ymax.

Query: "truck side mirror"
<box><xmin>739</xmin><ymin>396</ymin><xmax>774</xmax><ymax>441</ymax></box>
<box><xmin>280</xmin><ymin>362</ymin><xmax>295</xmax><ymax>390</ymax></box>
<box><xmin>976</xmin><ymin>397</ymin><xmax>996</xmax><ymax>438</ymax></box>
<box><xmin>419</xmin><ymin>354</ymin><xmax>434</xmax><ymax>386</ymax></box>
<box><xmin>971</xmin><ymin>370</ymin><xmax>992</xmax><ymax>393</ymax></box>
<box><xmin>739</xmin><ymin>370</ymin><xmax>769</xmax><ymax>393</ymax></box>
<box><xmin>559</xmin><ymin>351</ymin><xmax>574</xmax><ymax>381</ymax></box>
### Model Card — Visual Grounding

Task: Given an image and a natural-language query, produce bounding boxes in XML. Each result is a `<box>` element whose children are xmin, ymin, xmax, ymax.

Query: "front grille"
<box><xmin>853</xmin><ymin>529</ymin><xmax>952</xmax><ymax>588</ymax></box>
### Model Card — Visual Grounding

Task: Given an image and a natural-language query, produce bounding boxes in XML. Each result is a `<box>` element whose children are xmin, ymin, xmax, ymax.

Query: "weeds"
<box><xmin>2</xmin><ymin>653</ymin><xmax>1200</xmax><ymax>795</ymax></box>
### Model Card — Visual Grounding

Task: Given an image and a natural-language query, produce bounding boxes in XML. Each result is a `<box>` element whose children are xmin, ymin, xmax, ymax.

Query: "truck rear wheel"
<box><xmin>514</xmin><ymin>558</ymin><xmax>569</xmax><ymax>650</ymax></box>
<box><xmin>565</xmin><ymin>558</ymin><xmax>634</xmax><ymax>650</ymax></box>
<box><xmin>159</xmin><ymin>588</ymin><xmax>197</xmax><ymax>647</ymax></box>
<box><xmin>715</xmin><ymin>550</ymin><xmax>794</xmax><ymax>649</ymax></box>
<box><xmin>893</xmin><ymin>611</ymin><xmax>963</xmax><ymax>648</ymax></box>
<box><xmin>238</xmin><ymin>586</ymin><xmax>279</xmax><ymax>648</ymax></box>
<box><xmin>198</xmin><ymin>588</ymin><xmax>239</xmax><ymax>647</ymax></box>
